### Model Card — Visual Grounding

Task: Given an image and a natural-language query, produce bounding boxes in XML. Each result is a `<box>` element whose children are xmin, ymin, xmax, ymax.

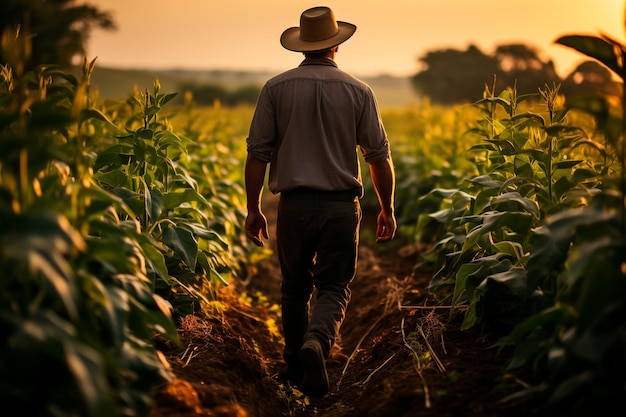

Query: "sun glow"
<box><xmin>86</xmin><ymin>0</ymin><xmax>626</xmax><ymax>78</ymax></box>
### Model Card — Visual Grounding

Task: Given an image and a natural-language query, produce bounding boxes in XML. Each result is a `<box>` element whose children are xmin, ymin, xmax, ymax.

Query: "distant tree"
<box><xmin>411</xmin><ymin>44</ymin><xmax>499</xmax><ymax>105</ymax></box>
<box><xmin>0</xmin><ymin>0</ymin><xmax>116</xmax><ymax>70</ymax></box>
<box><xmin>179</xmin><ymin>83</ymin><xmax>229</xmax><ymax>105</ymax></box>
<box><xmin>494</xmin><ymin>43</ymin><xmax>560</xmax><ymax>94</ymax></box>
<box><xmin>228</xmin><ymin>84</ymin><xmax>261</xmax><ymax>106</ymax></box>
<box><xmin>411</xmin><ymin>43</ymin><xmax>563</xmax><ymax>104</ymax></box>
<box><xmin>561</xmin><ymin>60</ymin><xmax>622</xmax><ymax>97</ymax></box>
<box><xmin>179</xmin><ymin>82</ymin><xmax>261</xmax><ymax>106</ymax></box>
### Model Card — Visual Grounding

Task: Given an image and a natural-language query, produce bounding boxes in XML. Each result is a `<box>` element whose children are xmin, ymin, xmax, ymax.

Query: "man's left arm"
<box><xmin>244</xmin><ymin>154</ymin><xmax>269</xmax><ymax>247</ymax></box>
<box><xmin>368</xmin><ymin>156</ymin><xmax>396</xmax><ymax>243</ymax></box>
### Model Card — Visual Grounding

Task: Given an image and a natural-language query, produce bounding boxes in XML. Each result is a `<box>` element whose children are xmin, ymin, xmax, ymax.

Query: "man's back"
<box><xmin>248</xmin><ymin>57</ymin><xmax>388</xmax><ymax>194</ymax></box>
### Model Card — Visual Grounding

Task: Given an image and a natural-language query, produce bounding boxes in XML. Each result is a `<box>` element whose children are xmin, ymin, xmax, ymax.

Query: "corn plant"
<box><xmin>497</xmin><ymin>28</ymin><xmax>626</xmax><ymax>416</ymax></box>
<box><xmin>176</xmin><ymin>99</ymin><xmax>259</xmax><ymax>281</ymax></box>
<box><xmin>0</xmin><ymin>28</ymin><xmax>178</xmax><ymax>417</ymax></box>
<box><xmin>415</xmin><ymin>81</ymin><xmax>612</xmax><ymax>329</ymax></box>
<box><xmin>412</xmin><ymin>15</ymin><xmax>625</xmax><ymax>414</ymax></box>
<box><xmin>92</xmin><ymin>81</ymin><xmax>252</xmax><ymax>315</ymax></box>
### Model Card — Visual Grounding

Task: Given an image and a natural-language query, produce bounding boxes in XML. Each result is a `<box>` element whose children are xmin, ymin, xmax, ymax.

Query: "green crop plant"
<box><xmin>412</xmin><ymin>16</ymin><xmax>625</xmax><ymax>416</ymax></box>
<box><xmin>497</xmin><ymin>29</ymin><xmax>626</xmax><ymax>417</ymax></box>
<box><xmin>94</xmin><ymin>80</ymin><xmax>233</xmax><ymax>315</ymax></box>
<box><xmin>0</xmin><ymin>29</ymin><xmax>179</xmax><ymax>417</ymax></box>
<box><xmin>416</xmin><ymin>77</ymin><xmax>618</xmax><ymax>327</ymax></box>
<box><xmin>0</xmin><ymin>26</ymin><xmax>256</xmax><ymax>416</ymax></box>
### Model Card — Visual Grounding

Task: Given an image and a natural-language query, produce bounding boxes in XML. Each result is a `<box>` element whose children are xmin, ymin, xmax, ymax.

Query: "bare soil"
<box><xmin>147</xmin><ymin>194</ymin><xmax>541</xmax><ymax>417</ymax></box>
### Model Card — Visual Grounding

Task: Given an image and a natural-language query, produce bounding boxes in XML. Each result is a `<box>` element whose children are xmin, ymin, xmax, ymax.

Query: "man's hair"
<box><xmin>304</xmin><ymin>49</ymin><xmax>332</xmax><ymax>59</ymax></box>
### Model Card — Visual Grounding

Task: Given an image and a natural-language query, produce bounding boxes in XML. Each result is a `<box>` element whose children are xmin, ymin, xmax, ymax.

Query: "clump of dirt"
<box><xmin>148</xmin><ymin>195</ymin><xmax>540</xmax><ymax>417</ymax></box>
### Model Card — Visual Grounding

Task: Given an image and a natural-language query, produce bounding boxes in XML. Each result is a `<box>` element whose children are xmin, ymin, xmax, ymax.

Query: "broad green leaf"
<box><xmin>64</xmin><ymin>342</ymin><xmax>112</xmax><ymax>417</ymax></box>
<box><xmin>569</xmin><ymin>139</ymin><xmax>605</xmax><ymax>154</ymax></box>
<box><xmin>210</xmin><ymin>268</ymin><xmax>229</xmax><ymax>286</ymax></box>
<box><xmin>467</xmin><ymin>142</ymin><xmax>499</xmax><ymax>152</ymax></box>
<box><xmin>460</xmin><ymin>302</ymin><xmax>478</xmax><ymax>330</ymax></box>
<box><xmin>51</xmin><ymin>70</ymin><xmax>79</xmax><ymax>87</ymax></box>
<box><xmin>163</xmin><ymin>189</ymin><xmax>210</xmax><ymax>209</ymax></box>
<box><xmin>144</xmin><ymin>106</ymin><xmax>160</xmax><ymax>117</ymax></box>
<box><xmin>474</xmin><ymin>188</ymin><xmax>498</xmax><ymax>214</ymax></box>
<box><xmin>555</xmin><ymin>34</ymin><xmax>624</xmax><ymax>79</ymax></box>
<box><xmin>477</xmin><ymin>267</ymin><xmax>528</xmax><ymax>299</ymax></box>
<box><xmin>168</xmin><ymin>169</ymin><xmax>199</xmax><ymax>189</ymax></box>
<box><xmin>452</xmin><ymin>263</ymin><xmax>480</xmax><ymax>307</ymax></box>
<box><xmin>156</xmin><ymin>130</ymin><xmax>191</xmax><ymax>149</ymax></box>
<box><xmin>140</xmin><ymin>294</ymin><xmax>179</xmax><ymax>341</ymax></box>
<box><xmin>168</xmin><ymin>275</ymin><xmax>211</xmax><ymax>304</ymax></box>
<box><xmin>488</xmin><ymin>138</ymin><xmax>517</xmax><ymax>156</ymax></box>
<box><xmin>14</xmin><ymin>311</ymin><xmax>115</xmax><ymax>416</ymax></box>
<box><xmin>492</xmin><ymin>241</ymin><xmax>526</xmax><ymax>261</ymax></box>
<box><xmin>463</xmin><ymin>211</ymin><xmax>533</xmax><ymax>251</ymax></box>
<box><xmin>183</xmin><ymin>223</ymin><xmax>227</xmax><ymax>243</ymax></box>
<box><xmin>133</xmin><ymin>134</ymin><xmax>147</xmax><ymax>161</ymax></box>
<box><xmin>79</xmin><ymin>108</ymin><xmax>115</xmax><ymax>127</ymax></box>
<box><xmin>526</xmin><ymin>203</ymin><xmax>616</xmax><ymax>291</ymax></box>
<box><xmin>158</xmin><ymin>92</ymin><xmax>178</xmax><ymax>106</ymax></box>
<box><xmin>148</xmin><ymin>189</ymin><xmax>164</xmax><ymax>221</ymax></box>
<box><xmin>113</xmin><ymin>273</ymin><xmax>152</xmax><ymax>307</ymax></box>
<box><xmin>566</xmin><ymin>236</ymin><xmax>621</xmax><ymax>289</ymax></box>
<box><xmin>163</xmin><ymin>227</ymin><xmax>198</xmax><ymax>268</ymax></box>
<box><xmin>545</xmin><ymin>124</ymin><xmax>585</xmax><ymax>138</ymax></box>
<box><xmin>101</xmin><ymin>285</ymin><xmax>129</xmax><ymax>348</ymax></box>
<box><xmin>468</xmin><ymin>175</ymin><xmax>502</xmax><ymax>189</ymax></box>
<box><xmin>553</xmin><ymin>159</ymin><xmax>583</xmax><ymax>170</ymax></box>
<box><xmin>5</xmin><ymin>211</ymin><xmax>86</xmax><ymax>319</ymax></box>
<box><xmin>513</xmin><ymin>155</ymin><xmax>534</xmax><ymax>178</ymax></box>
<box><xmin>110</xmin><ymin>188</ymin><xmax>144</xmax><ymax>215</ymax></box>
<box><xmin>142</xmin><ymin>179</ymin><xmax>152</xmax><ymax>221</ymax></box>
<box><xmin>427</xmin><ymin>208</ymin><xmax>457</xmax><ymax>224</ymax></box>
<box><xmin>490</xmin><ymin>192</ymin><xmax>540</xmax><ymax>217</ymax></box>
<box><xmin>503</xmin><ymin>305</ymin><xmax>571</xmax><ymax>353</ymax></box>
<box><xmin>138</xmin><ymin>237</ymin><xmax>170</xmax><ymax>282</ymax></box>
<box><xmin>511</xmin><ymin>111</ymin><xmax>546</xmax><ymax>126</ymax></box>
<box><xmin>94</xmin><ymin>170</ymin><xmax>127</xmax><ymax>187</ymax></box>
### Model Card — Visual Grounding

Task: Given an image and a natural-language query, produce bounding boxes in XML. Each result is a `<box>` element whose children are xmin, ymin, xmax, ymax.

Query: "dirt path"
<box><xmin>148</xmin><ymin>194</ymin><xmax>538</xmax><ymax>417</ymax></box>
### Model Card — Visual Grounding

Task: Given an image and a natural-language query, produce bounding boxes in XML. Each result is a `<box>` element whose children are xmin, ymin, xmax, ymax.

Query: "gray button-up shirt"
<box><xmin>246</xmin><ymin>57</ymin><xmax>390</xmax><ymax>196</ymax></box>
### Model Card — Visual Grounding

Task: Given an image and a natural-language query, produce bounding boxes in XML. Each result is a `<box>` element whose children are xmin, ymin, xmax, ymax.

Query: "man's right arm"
<box><xmin>368</xmin><ymin>156</ymin><xmax>397</xmax><ymax>243</ymax></box>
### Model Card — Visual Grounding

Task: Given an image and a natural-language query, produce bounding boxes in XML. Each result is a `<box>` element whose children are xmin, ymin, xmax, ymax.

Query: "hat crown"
<box><xmin>299</xmin><ymin>7</ymin><xmax>339</xmax><ymax>42</ymax></box>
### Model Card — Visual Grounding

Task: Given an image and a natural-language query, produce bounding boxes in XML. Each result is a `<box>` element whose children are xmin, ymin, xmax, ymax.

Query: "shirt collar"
<box><xmin>299</xmin><ymin>57</ymin><xmax>338</xmax><ymax>68</ymax></box>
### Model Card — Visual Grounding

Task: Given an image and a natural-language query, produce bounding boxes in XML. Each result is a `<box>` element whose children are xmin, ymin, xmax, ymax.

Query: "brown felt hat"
<box><xmin>280</xmin><ymin>6</ymin><xmax>357</xmax><ymax>52</ymax></box>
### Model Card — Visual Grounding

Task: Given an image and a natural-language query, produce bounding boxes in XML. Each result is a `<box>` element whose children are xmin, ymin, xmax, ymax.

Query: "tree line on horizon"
<box><xmin>1</xmin><ymin>1</ymin><xmax>621</xmax><ymax>106</ymax></box>
<box><xmin>411</xmin><ymin>43</ymin><xmax>622</xmax><ymax>104</ymax></box>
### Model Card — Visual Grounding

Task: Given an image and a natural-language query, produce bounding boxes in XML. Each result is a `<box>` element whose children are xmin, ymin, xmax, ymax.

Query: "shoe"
<box><xmin>299</xmin><ymin>339</ymin><xmax>329</xmax><ymax>397</ymax></box>
<box><xmin>277</xmin><ymin>363</ymin><xmax>303</xmax><ymax>385</ymax></box>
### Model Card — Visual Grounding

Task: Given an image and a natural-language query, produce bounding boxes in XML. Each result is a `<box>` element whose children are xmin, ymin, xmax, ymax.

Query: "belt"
<box><xmin>281</xmin><ymin>187</ymin><xmax>358</xmax><ymax>202</ymax></box>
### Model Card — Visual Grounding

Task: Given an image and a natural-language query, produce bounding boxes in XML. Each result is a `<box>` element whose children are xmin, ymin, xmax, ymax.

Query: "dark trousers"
<box><xmin>277</xmin><ymin>189</ymin><xmax>361</xmax><ymax>367</ymax></box>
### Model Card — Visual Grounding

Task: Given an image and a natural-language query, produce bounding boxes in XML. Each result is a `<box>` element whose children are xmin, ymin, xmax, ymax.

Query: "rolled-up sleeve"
<box><xmin>358</xmin><ymin>88</ymin><xmax>390</xmax><ymax>163</ymax></box>
<box><xmin>361</xmin><ymin>138</ymin><xmax>390</xmax><ymax>163</ymax></box>
<box><xmin>246</xmin><ymin>85</ymin><xmax>276</xmax><ymax>163</ymax></box>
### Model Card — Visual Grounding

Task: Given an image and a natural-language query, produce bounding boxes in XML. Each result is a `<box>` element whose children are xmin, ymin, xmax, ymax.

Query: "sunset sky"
<box><xmin>86</xmin><ymin>0</ymin><xmax>624</xmax><ymax>78</ymax></box>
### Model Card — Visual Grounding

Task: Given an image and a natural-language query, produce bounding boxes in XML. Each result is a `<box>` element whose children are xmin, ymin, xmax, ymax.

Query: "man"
<box><xmin>245</xmin><ymin>6</ymin><xmax>396</xmax><ymax>398</ymax></box>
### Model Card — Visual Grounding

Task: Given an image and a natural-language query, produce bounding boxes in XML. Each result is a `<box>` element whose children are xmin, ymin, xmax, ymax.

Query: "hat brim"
<box><xmin>280</xmin><ymin>21</ymin><xmax>357</xmax><ymax>52</ymax></box>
